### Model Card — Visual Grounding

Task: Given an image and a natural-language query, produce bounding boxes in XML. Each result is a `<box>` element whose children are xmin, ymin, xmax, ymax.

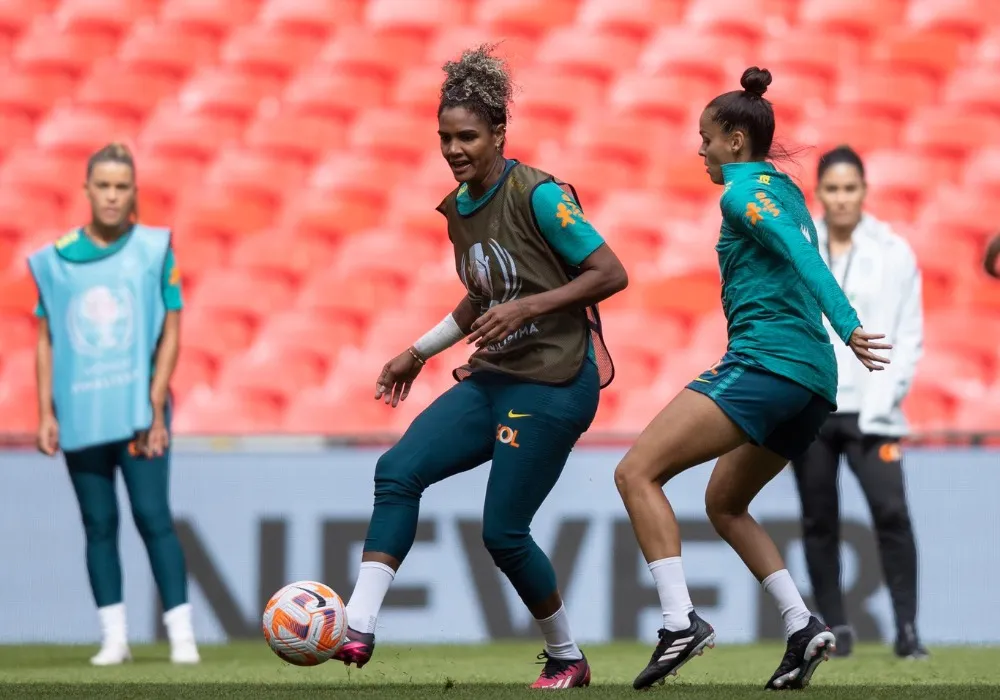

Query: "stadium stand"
<box><xmin>0</xmin><ymin>0</ymin><xmax>998</xmax><ymax>437</ymax></box>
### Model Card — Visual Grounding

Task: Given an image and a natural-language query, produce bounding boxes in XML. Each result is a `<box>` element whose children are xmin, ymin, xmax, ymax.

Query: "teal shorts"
<box><xmin>686</xmin><ymin>352</ymin><xmax>833</xmax><ymax>461</ymax></box>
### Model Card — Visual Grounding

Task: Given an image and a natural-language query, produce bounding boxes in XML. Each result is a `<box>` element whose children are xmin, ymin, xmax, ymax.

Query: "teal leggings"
<box><xmin>366</xmin><ymin>362</ymin><xmax>600</xmax><ymax>608</ymax></box>
<box><xmin>64</xmin><ymin>437</ymin><xmax>188</xmax><ymax>611</ymax></box>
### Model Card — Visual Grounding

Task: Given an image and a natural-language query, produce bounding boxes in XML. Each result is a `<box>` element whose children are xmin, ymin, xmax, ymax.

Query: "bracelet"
<box><xmin>407</xmin><ymin>347</ymin><xmax>426</xmax><ymax>365</ymax></box>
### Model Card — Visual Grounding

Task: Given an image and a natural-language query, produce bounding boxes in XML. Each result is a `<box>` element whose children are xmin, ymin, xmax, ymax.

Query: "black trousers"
<box><xmin>791</xmin><ymin>413</ymin><xmax>918</xmax><ymax>633</ymax></box>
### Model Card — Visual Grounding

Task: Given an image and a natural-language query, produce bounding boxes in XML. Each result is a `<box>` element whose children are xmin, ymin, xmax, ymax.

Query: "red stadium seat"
<box><xmin>360</xmin><ymin>308</ymin><xmax>457</xmax><ymax>357</ymax></box>
<box><xmin>172</xmin><ymin>185</ymin><xmax>277</xmax><ymax>238</ymax></box>
<box><xmin>296</xmin><ymin>267</ymin><xmax>409</xmax><ymax>325</ymax></box>
<box><xmin>0</xmin><ymin>0</ymin><xmax>55</xmax><ymax>36</ymax></box>
<box><xmin>188</xmin><ymin>269</ymin><xmax>296</xmax><ymax>321</ymax></box>
<box><xmin>514</xmin><ymin>70</ymin><xmax>606</xmax><ymax>122</ymax></box>
<box><xmin>752</xmin><ymin>70</ymin><xmax>831</xmax><ymax>126</ymax></box>
<box><xmin>473</xmin><ymin>0</ymin><xmax>579</xmax><ymax>37</ymax></box>
<box><xmin>904</xmin><ymin>109</ymin><xmax>1000</xmax><ymax>155</ymax></box>
<box><xmin>257</xmin><ymin>0</ymin><xmax>364</xmax><ymax>37</ymax></box>
<box><xmin>309</xmin><ymin>151</ymin><xmax>406</xmax><ymax>201</ymax></box>
<box><xmin>916</xmin><ymin>187</ymin><xmax>1000</xmax><ymax>246</ymax></box>
<box><xmin>117</xmin><ymin>21</ymin><xmax>220</xmax><ymax>78</ymax></box>
<box><xmin>279</xmin><ymin>190</ymin><xmax>385</xmax><ymax>242</ymax></box>
<box><xmin>943</xmin><ymin>68</ymin><xmax>1000</xmax><ymax>114</ymax></box>
<box><xmin>139</xmin><ymin>104</ymin><xmax>243</xmax><ymax>159</ymax></box>
<box><xmin>685</xmin><ymin>0</ymin><xmax>793</xmax><ymax>40</ymax></box>
<box><xmin>640</xmin><ymin>29</ymin><xmax>755</xmax><ymax>82</ymax></box>
<box><xmin>255</xmin><ymin>309</ymin><xmax>365</xmax><ymax>362</ymax></box>
<box><xmin>391</xmin><ymin>66</ymin><xmax>448</xmax><ymax>115</ymax></box>
<box><xmin>863</xmin><ymin>150</ymin><xmax>940</xmax><ymax>204</ymax></box>
<box><xmin>800</xmin><ymin>0</ymin><xmax>908</xmax><ymax>37</ymax></box>
<box><xmin>219</xmin><ymin>25</ymin><xmax>324</xmax><ymax>80</ymax></box>
<box><xmin>401</xmin><ymin>268</ymin><xmax>468</xmax><ymax>317</ymax></box>
<box><xmin>244</xmin><ymin>111</ymin><xmax>346</xmax><ymax>163</ymax></box>
<box><xmin>282</xmin><ymin>387</ymin><xmax>406</xmax><ymax>436</ymax></box>
<box><xmin>54</xmin><ymin>0</ymin><xmax>159</xmax><ymax>36</ymax></box>
<box><xmin>760</xmin><ymin>32</ymin><xmax>862</xmax><ymax>82</ymax></box>
<box><xmin>0</xmin><ymin>111</ymin><xmax>35</xmax><ymax>159</ymax></box>
<box><xmin>171</xmin><ymin>349</ymin><xmax>216</xmax><ymax>405</ymax></box>
<box><xmin>179</xmin><ymin>307</ymin><xmax>256</xmax><ymax>365</ymax></box>
<box><xmin>75</xmin><ymin>60</ymin><xmax>181</xmax><ymax>120</ymax></box>
<box><xmin>835</xmin><ymin>69</ymin><xmax>937</xmax><ymax>119</ymax></box>
<box><xmin>915</xmin><ymin>349</ymin><xmax>991</xmax><ymax>402</ymax></box>
<box><xmin>0</xmin><ymin>383</ymin><xmax>38</xmax><ymax>435</ymax></box>
<box><xmin>169</xmin><ymin>231</ymin><xmax>228</xmax><ymax>284</ymax></box>
<box><xmin>202</xmin><ymin>150</ymin><xmax>309</xmax><ymax>207</ymax></box>
<box><xmin>424</xmin><ymin>27</ymin><xmax>535</xmax><ymax>71</ymax></box>
<box><xmin>608</xmin><ymin>73</ymin><xmax>720</xmax><ymax>125</ymax></box>
<box><xmin>534</xmin><ymin>29</ymin><xmax>642</xmax><ymax>81</ymax></box>
<box><xmin>366</xmin><ymin>0</ymin><xmax>470</xmax><ymax>34</ymax></box>
<box><xmin>600</xmin><ymin>309</ymin><xmax>687</xmax><ymax>358</ymax></box>
<box><xmin>925</xmin><ymin>311</ymin><xmax>1000</xmax><ymax>368</ymax></box>
<box><xmin>230</xmin><ymin>230</ymin><xmax>337</xmax><ymax>283</ymax></box>
<box><xmin>215</xmin><ymin>344</ymin><xmax>330</xmax><ymax>406</ymax></box>
<box><xmin>953</xmin><ymin>393</ymin><xmax>1000</xmax><ymax>435</ymax></box>
<box><xmin>12</xmin><ymin>19</ymin><xmax>117</xmax><ymax>78</ymax></box>
<box><xmin>282</xmin><ymin>67</ymin><xmax>388</xmax><ymax>120</ymax></box>
<box><xmin>646</xmin><ymin>156</ymin><xmax>722</xmax><ymax>202</ymax></box>
<box><xmin>869</xmin><ymin>29</ymin><xmax>966</xmax><ymax>80</ymax></box>
<box><xmin>0</xmin><ymin>311</ymin><xmax>35</xmax><ymax>355</ymax></box>
<box><xmin>330</xmin><ymin>229</ymin><xmax>439</xmax><ymax>279</ymax></box>
<box><xmin>0</xmin><ymin>269</ymin><xmax>38</xmax><ymax>313</ymax></box>
<box><xmin>32</xmin><ymin>108</ymin><xmax>137</xmax><ymax>158</ymax></box>
<box><xmin>636</xmin><ymin>272</ymin><xmax>722</xmax><ymax>320</ymax></box>
<box><xmin>175</xmin><ymin>67</ymin><xmax>284</xmax><ymax>121</ymax></box>
<box><xmin>903</xmin><ymin>382</ymin><xmax>955</xmax><ymax>434</ymax></box>
<box><xmin>0</xmin><ymin>150</ymin><xmax>75</xmax><ymax>209</ymax></box>
<box><xmin>0</xmin><ymin>67</ymin><xmax>76</xmax><ymax>117</ymax></box>
<box><xmin>173</xmin><ymin>388</ymin><xmax>284</xmax><ymax>434</ymax></box>
<box><xmin>906</xmin><ymin>0</ymin><xmax>991</xmax><ymax>37</ymax></box>
<box><xmin>569</xmin><ymin>113</ymin><xmax>678</xmax><ymax>168</ymax></box>
<box><xmin>576</xmin><ymin>0</ymin><xmax>685</xmax><ymax>38</ymax></box>
<box><xmin>348</xmin><ymin>109</ymin><xmax>430</xmax><ymax>164</ymax></box>
<box><xmin>963</xmin><ymin>147</ymin><xmax>1000</xmax><ymax>194</ymax></box>
<box><xmin>318</xmin><ymin>30</ymin><xmax>427</xmax><ymax>81</ymax></box>
<box><xmin>793</xmin><ymin>111</ymin><xmax>902</xmax><ymax>155</ymax></box>
<box><xmin>159</xmin><ymin>0</ymin><xmax>260</xmax><ymax>37</ymax></box>
<box><xmin>531</xmin><ymin>150</ymin><xmax>633</xmax><ymax>209</ymax></box>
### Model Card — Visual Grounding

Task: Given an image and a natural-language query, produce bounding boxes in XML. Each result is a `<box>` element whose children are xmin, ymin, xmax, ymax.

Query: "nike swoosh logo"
<box><xmin>692</xmin><ymin>378</ymin><xmax>712</xmax><ymax>384</ymax></box>
<box><xmin>507</xmin><ymin>410</ymin><xmax>531</xmax><ymax>419</ymax></box>
<box><xmin>295</xmin><ymin>586</ymin><xmax>326</xmax><ymax>608</ymax></box>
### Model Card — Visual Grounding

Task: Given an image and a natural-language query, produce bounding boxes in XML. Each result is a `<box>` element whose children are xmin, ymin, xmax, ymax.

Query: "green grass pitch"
<box><xmin>1</xmin><ymin>642</ymin><xmax>999</xmax><ymax>699</ymax></box>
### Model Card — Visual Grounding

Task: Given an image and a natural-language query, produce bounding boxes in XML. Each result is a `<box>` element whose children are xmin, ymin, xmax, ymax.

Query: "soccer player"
<box><xmin>333</xmin><ymin>44</ymin><xmax>627</xmax><ymax>689</ymax></box>
<box><xmin>792</xmin><ymin>145</ymin><xmax>926</xmax><ymax>659</ymax></box>
<box><xmin>613</xmin><ymin>68</ymin><xmax>892</xmax><ymax>691</ymax></box>
<box><xmin>30</xmin><ymin>144</ymin><xmax>198</xmax><ymax>666</ymax></box>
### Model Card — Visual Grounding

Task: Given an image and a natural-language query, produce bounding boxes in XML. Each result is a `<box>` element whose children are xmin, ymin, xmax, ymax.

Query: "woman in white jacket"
<box><xmin>791</xmin><ymin>145</ymin><xmax>926</xmax><ymax>660</ymax></box>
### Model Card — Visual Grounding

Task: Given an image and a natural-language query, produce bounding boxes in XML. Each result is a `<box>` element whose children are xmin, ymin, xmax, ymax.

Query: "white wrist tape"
<box><xmin>412</xmin><ymin>313</ymin><xmax>465</xmax><ymax>360</ymax></box>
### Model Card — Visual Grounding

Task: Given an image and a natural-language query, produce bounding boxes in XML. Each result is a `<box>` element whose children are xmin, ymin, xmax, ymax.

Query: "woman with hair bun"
<box><xmin>332</xmin><ymin>44</ymin><xmax>628</xmax><ymax>689</ymax></box>
<box><xmin>614</xmin><ymin>68</ymin><xmax>892</xmax><ymax>690</ymax></box>
<box><xmin>30</xmin><ymin>143</ymin><xmax>198</xmax><ymax>666</ymax></box>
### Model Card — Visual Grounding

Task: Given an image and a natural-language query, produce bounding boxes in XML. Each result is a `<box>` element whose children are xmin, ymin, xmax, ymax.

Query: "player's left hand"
<box><xmin>467</xmin><ymin>299</ymin><xmax>532</xmax><ymax>350</ymax></box>
<box><xmin>849</xmin><ymin>327</ymin><xmax>893</xmax><ymax>372</ymax></box>
<box><xmin>137</xmin><ymin>418</ymin><xmax>169</xmax><ymax>458</ymax></box>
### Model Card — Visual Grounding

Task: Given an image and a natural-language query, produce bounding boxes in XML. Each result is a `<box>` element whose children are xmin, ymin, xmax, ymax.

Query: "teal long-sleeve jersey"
<box><xmin>716</xmin><ymin>161</ymin><xmax>862</xmax><ymax>407</ymax></box>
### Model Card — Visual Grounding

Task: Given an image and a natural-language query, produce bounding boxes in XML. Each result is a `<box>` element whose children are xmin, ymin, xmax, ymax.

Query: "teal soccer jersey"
<box><xmin>717</xmin><ymin>162</ymin><xmax>861</xmax><ymax>406</ymax></box>
<box><xmin>34</xmin><ymin>228</ymin><xmax>183</xmax><ymax>318</ymax></box>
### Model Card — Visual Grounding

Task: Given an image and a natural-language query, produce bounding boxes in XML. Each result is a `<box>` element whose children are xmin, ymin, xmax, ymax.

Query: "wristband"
<box><xmin>412</xmin><ymin>313</ymin><xmax>465</xmax><ymax>360</ymax></box>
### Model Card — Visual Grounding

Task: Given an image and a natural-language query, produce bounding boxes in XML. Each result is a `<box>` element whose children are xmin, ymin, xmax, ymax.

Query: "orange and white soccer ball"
<box><xmin>262</xmin><ymin>580</ymin><xmax>348</xmax><ymax>666</ymax></box>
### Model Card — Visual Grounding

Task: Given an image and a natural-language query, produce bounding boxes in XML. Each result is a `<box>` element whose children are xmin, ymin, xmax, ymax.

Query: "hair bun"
<box><xmin>740</xmin><ymin>67</ymin><xmax>772</xmax><ymax>98</ymax></box>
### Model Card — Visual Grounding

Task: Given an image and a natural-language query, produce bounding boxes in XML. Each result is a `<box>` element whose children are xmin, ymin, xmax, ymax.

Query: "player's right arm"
<box><xmin>721</xmin><ymin>185</ymin><xmax>860</xmax><ymax>343</ymax></box>
<box><xmin>35</xmin><ymin>315</ymin><xmax>58</xmax><ymax>455</ymax></box>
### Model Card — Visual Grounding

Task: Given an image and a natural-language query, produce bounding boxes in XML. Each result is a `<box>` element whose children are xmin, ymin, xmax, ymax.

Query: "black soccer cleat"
<box><xmin>895</xmin><ymin>623</ymin><xmax>929</xmax><ymax>660</ymax></box>
<box><xmin>632</xmin><ymin>611</ymin><xmax>716</xmax><ymax>690</ymax></box>
<box><xmin>765</xmin><ymin>616</ymin><xmax>836</xmax><ymax>690</ymax></box>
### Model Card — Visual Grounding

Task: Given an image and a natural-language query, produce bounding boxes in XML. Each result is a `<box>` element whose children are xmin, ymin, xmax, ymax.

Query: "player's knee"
<box><xmin>373</xmin><ymin>448</ymin><xmax>423</xmax><ymax>502</ymax></box>
<box><xmin>614</xmin><ymin>453</ymin><xmax>646</xmax><ymax>499</ymax></box>
<box><xmin>80</xmin><ymin>507</ymin><xmax>118</xmax><ymax>543</ymax></box>
<box><xmin>704</xmin><ymin>490</ymin><xmax>743</xmax><ymax>534</ymax></box>
<box><xmin>131</xmin><ymin>504</ymin><xmax>174</xmax><ymax>540</ymax></box>
<box><xmin>481</xmin><ymin>520</ymin><xmax>529</xmax><ymax>570</ymax></box>
<box><xmin>872</xmin><ymin>499</ymin><xmax>911</xmax><ymax>533</ymax></box>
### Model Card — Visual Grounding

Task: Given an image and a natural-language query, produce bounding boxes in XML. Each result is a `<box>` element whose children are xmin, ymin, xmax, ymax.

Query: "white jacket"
<box><xmin>814</xmin><ymin>213</ymin><xmax>924</xmax><ymax>437</ymax></box>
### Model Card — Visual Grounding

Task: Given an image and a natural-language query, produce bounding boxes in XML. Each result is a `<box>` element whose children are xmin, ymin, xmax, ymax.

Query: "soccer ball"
<box><xmin>262</xmin><ymin>580</ymin><xmax>348</xmax><ymax>666</ymax></box>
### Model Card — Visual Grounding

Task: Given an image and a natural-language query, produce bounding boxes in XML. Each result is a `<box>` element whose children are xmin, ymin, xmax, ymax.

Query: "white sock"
<box><xmin>344</xmin><ymin>561</ymin><xmax>395</xmax><ymax>635</ymax></box>
<box><xmin>163</xmin><ymin>603</ymin><xmax>195</xmax><ymax>644</ymax></box>
<box><xmin>97</xmin><ymin>603</ymin><xmax>127</xmax><ymax>646</ymax></box>
<box><xmin>762</xmin><ymin>570</ymin><xmax>812</xmax><ymax>639</ymax></box>
<box><xmin>536</xmin><ymin>605</ymin><xmax>583</xmax><ymax>660</ymax></box>
<box><xmin>649</xmin><ymin>557</ymin><xmax>695</xmax><ymax>632</ymax></box>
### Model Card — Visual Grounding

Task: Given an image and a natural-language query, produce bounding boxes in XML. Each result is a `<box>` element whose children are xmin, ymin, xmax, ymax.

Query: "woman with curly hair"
<box><xmin>332</xmin><ymin>44</ymin><xmax>627</xmax><ymax>689</ymax></box>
